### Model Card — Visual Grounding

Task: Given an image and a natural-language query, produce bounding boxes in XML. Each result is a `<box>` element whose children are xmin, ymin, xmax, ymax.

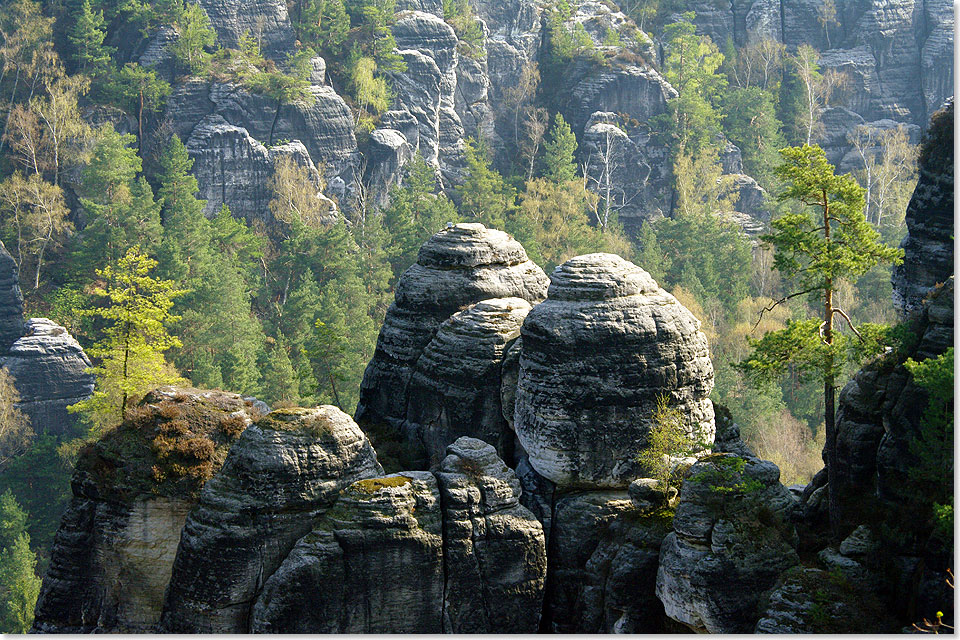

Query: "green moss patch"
<box><xmin>348</xmin><ymin>475</ymin><xmax>413</xmax><ymax>495</ymax></box>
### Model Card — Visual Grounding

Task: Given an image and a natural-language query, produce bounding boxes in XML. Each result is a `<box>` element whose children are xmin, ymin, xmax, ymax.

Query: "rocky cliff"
<box><xmin>0</xmin><ymin>244</ymin><xmax>93</xmax><ymax>436</ymax></box>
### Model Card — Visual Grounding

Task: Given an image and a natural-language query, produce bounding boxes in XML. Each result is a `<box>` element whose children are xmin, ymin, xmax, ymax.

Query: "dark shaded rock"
<box><xmin>1</xmin><ymin>318</ymin><xmax>94</xmax><ymax>436</ymax></box>
<box><xmin>544</xmin><ymin>491</ymin><xmax>672</xmax><ymax>633</ymax></box>
<box><xmin>514</xmin><ymin>253</ymin><xmax>715</xmax><ymax>489</ymax></box>
<box><xmin>892</xmin><ymin>98</ymin><xmax>954</xmax><ymax>316</ymax></box>
<box><xmin>0</xmin><ymin>240</ymin><xmax>24</xmax><ymax>353</ymax></box>
<box><xmin>33</xmin><ymin>388</ymin><xmax>256</xmax><ymax>633</ymax></box>
<box><xmin>436</xmin><ymin>437</ymin><xmax>546</xmax><ymax>632</ymax></box>
<box><xmin>194</xmin><ymin>0</ymin><xmax>295</xmax><ymax>60</ymax></box>
<box><xmin>159</xmin><ymin>406</ymin><xmax>382</xmax><ymax>633</ymax></box>
<box><xmin>403</xmin><ymin>298</ymin><xmax>530</xmax><ymax>467</ymax></box>
<box><xmin>250</xmin><ymin>472</ymin><xmax>444</xmax><ymax>633</ymax></box>
<box><xmin>656</xmin><ymin>454</ymin><xmax>800</xmax><ymax>633</ymax></box>
<box><xmin>355</xmin><ymin>223</ymin><xmax>548</xmax><ymax>432</ymax></box>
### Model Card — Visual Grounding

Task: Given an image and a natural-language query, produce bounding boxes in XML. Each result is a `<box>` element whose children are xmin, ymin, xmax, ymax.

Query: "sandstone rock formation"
<box><xmin>656</xmin><ymin>454</ymin><xmax>800</xmax><ymax>633</ymax></box>
<box><xmin>250</xmin><ymin>471</ymin><xmax>445</xmax><ymax>633</ymax></box>
<box><xmin>436</xmin><ymin>437</ymin><xmax>546</xmax><ymax>633</ymax></box>
<box><xmin>2</xmin><ymin>319</ymin><xmax>94</xmax><ymax>436</ymax></box>
<box><xmin>892</xmin><ymin>99</ymin><xmax>954</xmax><ymax>315</ymax></box>
<box><xmin>514</xmin><ymin>253</ymin><xmax>715</xmax><ymax>489</ymax></box>
<box><xmin>159</xmin><ymin>406</ymin><xmax>382</xmax><ymax>633</ymax></box>
<box><xmin>355</xmin><ymin>223</ymin><xmax>548</xmax><ymax>432</ymax></box>
<box><xmin>403</xmin><ymin>297</ymin><xmax>530</xmax><ymax>466</ymax></box>
<box><xmin>194</xmin><ymin>0</ymin><xmax>295</xmax><ymax>60</ymax></box>
<box><xmin>33</xmin><ymin>388</ymin><xmax>257</xmax><ymax>633</ymax></box>
<box><xmin>0</xmin><ymin>241</ymin><xmax>24</xmax><ymax>353</ymax></box>
<box><xmin>250</xmin><ymin>437</ymin><xmax>545</xmax><ymax>634</ymax></box>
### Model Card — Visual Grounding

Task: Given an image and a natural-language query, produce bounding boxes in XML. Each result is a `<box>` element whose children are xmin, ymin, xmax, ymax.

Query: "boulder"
<box><xmin>159</xmin><ymin>406</ymin><xmax>382</xmax><ymax>633</ymax></box>
<box><xmin>250</xmin><ymin>472</ymin><xmax>444</xmax><ymax>633</ymax></box>
<box><xmin>656</xmin><ymin>454</ymin><xmax>800</xmax><ymax>633</ymax></box>
<box><xmin>514</xmin><ymin>253</ymin><xmax>715</xmax><ymax>489</ymax></box>
<box><xmin>436</xmin><ymin>437</ymin><xmax>546</xmax><ymax>633</ymax></box>
<box><xmin>403</xmin><ymin>298</ymin><xmax>531</xmax><ymax>467</ymax></box>
<box><xmin>354</xmin><ymin>223</ymin><xmax>548</xmax><ymax>432</ymax></box>
<box><xmin>1</xmin><ymin>318</ymin><xmax>94</xmax><ymax>436</ymax></box>
<box><xmin>0</xmin><ymin>240</ymin><xmax>24</xmax><ymax>353</ymax></box>
<box><xmin>33</xmin><ymin>388</ymin><xmax>256</xmax><ymax>633</ymax></box>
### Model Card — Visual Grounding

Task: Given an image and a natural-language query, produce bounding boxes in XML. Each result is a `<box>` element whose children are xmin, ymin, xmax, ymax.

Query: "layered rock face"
<box><xmin>355</xmin><ymin>223</ymin><xmax>549</xmax><ymax>432</ymax></box>
<box><xmin>515</xmin><ymin>253</ymin><xmax>715</xmax><ymax>489</ymax></box>
<box><xmin>250</xmin><ymin>437</ymin><xmax>545</xmax><ymax>634</ymax></box>
<box><xmin>159</xmin><ymin>406</ymin><xmax>382</xmax><ymax>633</ymax></box>
<box><xmin>0</xmin><ymin>241</ymin><xmax>24</xmax><ymax>353</ymax></box>
<box><xmin>33</xmin><ymin>388</ymin><xmax>257</xmax><ymax>633</ymax></box>
<box><xmin>656</xmin><ymin>454</ymin><xmax>800</xmax><ymax>633</ymax></box>
<box><xmin>195</xmin><ymin>0</ymin><xmax>295</xmax><ymax>60</ymax></box>
<box><xmin>404</xmin><ymin>297</ymin><xmax>530</xmax><ymax>466</ymax></box>
<box><xmin>2</xmin><ymin>319</ymin><xmax>95</xmax><ymax>436</ymax></box>
<box><xmin>892</xmin><ymin>99</ymin><xmax>954</xmax><ymax>315</ymax></box>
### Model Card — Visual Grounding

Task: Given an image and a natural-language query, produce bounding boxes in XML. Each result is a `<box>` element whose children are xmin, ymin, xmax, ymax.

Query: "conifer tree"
<box><xmin>737</xmin><ymin>144</ymin><xmax>903</xmax><ymax>540</ymax></box>
<box><xmin>457</xmin><ymin>137</ymin><xmax>516</xmax><ymax>229</ymax></box>
<box><xmin>154</xmin><ymin>136</ymin><xmax>264</xmax><ymax>394</ymax></box>
<box><xmin>0</xmin><ymin>491</ymin><xmax>39</xmax><ymax>634</ymax></box>
<box><xmin>541</xmin><ymin>113</ymin><xmax>578</xmax><ymax>182</ymax></box>
<box><xmin>69</xmin><ymin>247</ymin><xmax>186</xmax><ymax>435</ymax></box>
<box><xmin>69</xmin><ymin>0</ymin><xmax>112</xmax><ymax>77</ymax></box>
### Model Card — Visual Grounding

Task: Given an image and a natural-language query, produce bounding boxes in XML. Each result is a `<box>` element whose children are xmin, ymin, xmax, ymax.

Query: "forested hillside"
<box><xmin>0</xmin><ymin>0</ymin><xmax>951</xmax><ymax>630</ymax></box>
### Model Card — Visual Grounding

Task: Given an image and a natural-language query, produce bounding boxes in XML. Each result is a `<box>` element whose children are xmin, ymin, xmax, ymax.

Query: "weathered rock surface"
<box><xmin>656</xmin><ymin>454</ymin><xmax>800</xmax><ymax>633</ymax></box>
<box><xmin>544</xmin><ymin>491</ymin><xmax>673</xmax><ymax>633</ymax></box>
<box><xmin>514</xmin><ymin>253</ymin><xmax>715</xmax><ymax>489</ymax></box>
<box><xmin>159</xmin><ymin>406</ymin><xmax>382</xmax><ymax>633</ymax></box>
<box><xmin>403</xmin><ymin>298</ymin><xmax>530</xmax><ymax>467</ymax></box>
<box><xmin>33</xmin><ymin>388</ymin><xmax>256</xmax><ymax>633</ymax></box>
<box><xmin>355</xmin><ymin>223</ymin><xmax>548</xmax><ymax>431</ymax></box>
<box><xmin>195</xmin><ymin>0</ymin><xmax>295</xmax><ymax>60</ymax></box>
<box><xmin>1</xmin><ymin>318</ymin><xmax>94</xmax><ymax>436</ymax></box>
<box><xmin>251</xmin><ymin>437</ymin><xmax>545</xmax><ymax>634</ymax></box>
<box><xmin>364</xmin><ymin>128</ymin><xmax>414</xmax><ymax>209</ymax></box>
<box><xmin>0</xmin><ymin>240</ymin><xmax>24</xmax><ymax>353</ymax></box>
<box><xmin>250</xmin><ymin>471</ymin><xmax>444</xmax><ymax>633</ymax></box>
<box><xmin>436</xmin><ymin>437</ymin><xmax>546</xmax><ymax>633</ymax></box>
<box><xmin>186</xmin><ymin>115</ymin><xmax>337</xmax><ymax>224</ymax></box>
<box><xmin>892</xmin><ymin>99</ymin><xmax>953</xmax><ymax>315</ymax></box>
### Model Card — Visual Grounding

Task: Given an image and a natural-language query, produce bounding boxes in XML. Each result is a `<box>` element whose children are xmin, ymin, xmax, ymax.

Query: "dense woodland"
<box><xmin>0</xmin><ymin>0</ymin><xmax>931</xmax><ymax>631</ymax></box>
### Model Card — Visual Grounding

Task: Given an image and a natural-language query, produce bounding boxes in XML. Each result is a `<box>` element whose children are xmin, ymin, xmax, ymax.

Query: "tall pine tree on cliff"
<box><xmin>737</xmin><ymin>144</ymin><xmax>902</xmax><ymax>540</ymax></box>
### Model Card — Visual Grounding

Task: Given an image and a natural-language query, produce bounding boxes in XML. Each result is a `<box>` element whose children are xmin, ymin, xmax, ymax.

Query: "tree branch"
<box><xmin>752</xmin><ymin>287</ymin><xmax>819</xmax><ymax>331</ymax></box>
<box><xmin>832</xmin><ymin>307</ymin><xmax>863</xmax><ymax>341</ymax></box>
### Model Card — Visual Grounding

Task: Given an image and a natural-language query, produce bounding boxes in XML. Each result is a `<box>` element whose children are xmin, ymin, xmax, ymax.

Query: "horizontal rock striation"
<box><xmin>1</xmin><ymin>318</ymin><xmax>94</xmax><ymax>436</ymax></box>
<box><xmin>251</xmin><ymin>471</ymin><xmax>445</xmax><ymax>633</ymax></box>
<box><xmin>404</xmin><ymin>297</ymin><xmax>531</xmax><ymax>466</ymax></box>
<box><xmin>355</xmin><ymin>223</ymin><xmax>548</xmax><ymax>432</ymax></box>
<box><xmin>514</xmin><ymin>253</ymin><xmax>715</xmax><ymax>489</ymax></box>
<box><xmin>656</xmin><ymin>454</ymin><xmax>800</xmax><ymax>633</ymax></box>
<box><xmin>159</xmin><ymin>406</ymin><xmax>382</xmax><ymax>633</ymax></box>
<box><xmin>436</xmin><ymin>437</ymin><xmax>546</xmax><ymax>633</ymax></box>
<box><xmin>33</xmin><ymin>388</ymin><xmax>256</xmax><ymax>633</ymax></box>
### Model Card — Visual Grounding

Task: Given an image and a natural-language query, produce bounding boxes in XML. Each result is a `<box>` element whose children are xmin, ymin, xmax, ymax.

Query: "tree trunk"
<box><xmin>822</xmin><ymin>193</ymin><xmax>841</xmax><ymax>542</ymax></box>
<box><xmin>269</xmin><ymin>99</ymin><xmax>282</xmax><ymax>146</ymax></box>
<box><xmin>138</xmin><ymin>87</ymin><xmax>144</xmax><ymax>155</ymax></box>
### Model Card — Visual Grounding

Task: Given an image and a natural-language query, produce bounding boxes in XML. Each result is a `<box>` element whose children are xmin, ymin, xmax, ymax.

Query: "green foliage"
<box><xmin>904</xmin><ymin>348</ymin><xmax>953</xmax><ymax>506</ymax></box>
<box><xmin>295</xmin><ymin>0</ymin><xmax>350</xmax><ymax>55</ymax></box>
<box><xmin>689</xmin><ymin>454</ymin><xmax>765</xmax><ymax>494</ymax></box>
<box><xmin>70</xmin><ymin>127</ymin><xmax>163</xmax><ymax>280</ymax></box>
<box><xmin>69</xmin><ymin>0</ymin><xmax>112</xmax><ymax>76</ymax></box>
<box><xmin>381</xmin><ymin>155</ymin><xmax>459</xmax><ymax>281</ymax></box>
<box><xmin>0</xmin><ymin>491</ymin><xmax>39</xmax><ymax>633</ymax></box>
<box><xmin>69</xmin><ymin>247</ymin><xmax>186</xmax><ymax>437</ymax></box>
<box><xmin>721</xmin><ymin>86</ymin><xmax>784</xmax><ymax>185</ymax></box>
<box><xmin>541</xmin><ymin>113</ymin><xmax>578</xmax><ymax>183</ymax></box>
<box><xmin>636</xmin><ymin>395</ymin><xmax>694</xmax><ymax>491</ymax></box>
<box><xmin>443</xmin><ymin>0</ymin><xmax>485</xmax><ymax>58</ymax></box>
<box><xmin>457</xmin><ymin>137</ymin><xmax>517</xmax><ymax>229</ymax></box>
<box><xmin>99</xmin><ymin>63</ymin><xmax>171</xmax><ymax>126</ymax></box>
<box><xmin>170</xmin><ymin>2</ymin><xmax>216</xmax><ymax>75</ymax></box>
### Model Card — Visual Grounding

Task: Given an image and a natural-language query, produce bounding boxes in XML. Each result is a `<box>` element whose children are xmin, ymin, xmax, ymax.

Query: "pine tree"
<box><xmin>171</xmin><ymin>2</ymin><xmax>216</xmax><ymax>75</ymax></box>
<box><xmin>154</xmin><ymin>136</ymin><xmax>264</xmax><ymax>395</ymax></box>
<box><xmin>541</xmin><ymin>113</ymin><xmax>578</xmax><ymax>182</ymax></box>
<box><xmin>0</xmin><ymin>492</ymin><xmax>39</xmax><ymax>634</ymax></box>
<box><xmin>69</xmin><ymin>247</ymin><xmax>186</xmax><ymax>436</ymax></box>
<box><xmin>457</xmin><ymin>137</ymin><xmax>516</xmax><ymax>229</ymax></box>
<box><xmin>737</xmin><ymin>144</ymin><xmax>903</xmax><ymax>540</ymax></box>
<box><xmin>69</xmin><ymin>0</ymin><xmax>112</xmax><ymax>76</ymax></box>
